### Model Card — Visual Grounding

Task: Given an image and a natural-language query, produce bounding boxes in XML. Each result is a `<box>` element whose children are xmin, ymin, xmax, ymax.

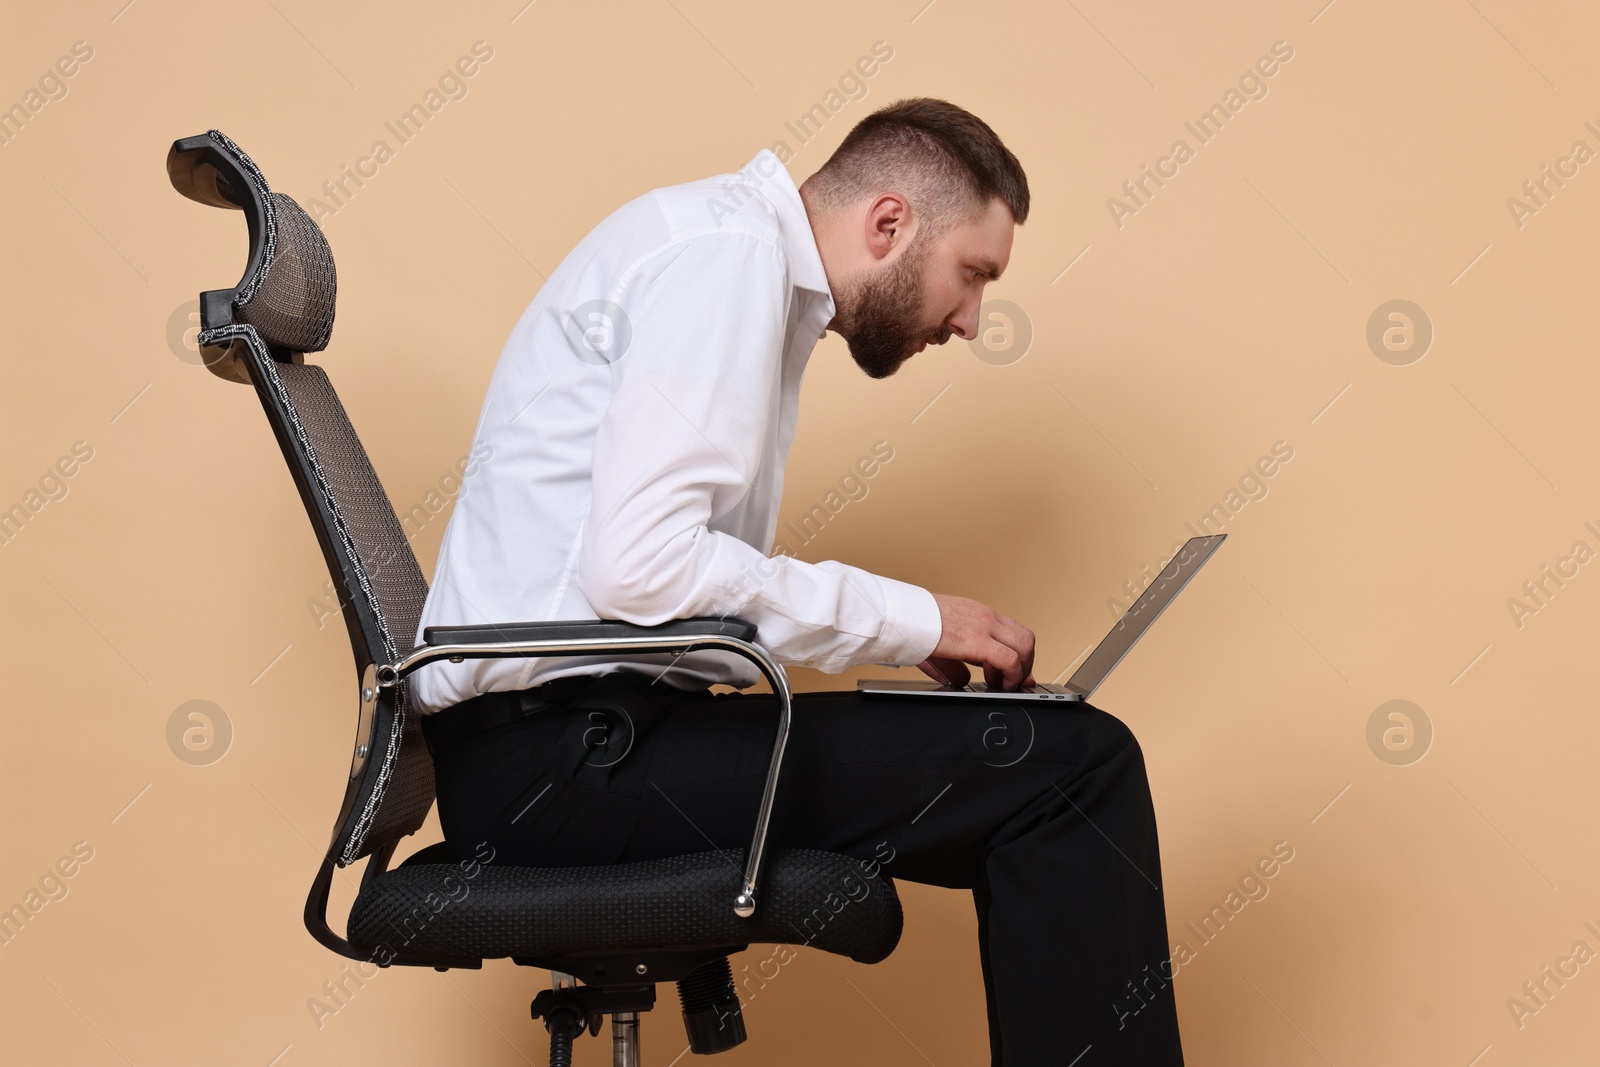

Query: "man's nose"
<box><xmin>947</xmin><ymin>300</ymin><xmax>980</xmax><ymax>341</ymax></box>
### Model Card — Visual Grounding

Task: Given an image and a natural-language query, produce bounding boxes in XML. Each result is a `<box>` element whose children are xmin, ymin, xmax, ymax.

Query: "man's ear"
<box><xmin>863</xmin><ymin>192</ymin><xmax>911</xmax><ymax>262</ymax></box>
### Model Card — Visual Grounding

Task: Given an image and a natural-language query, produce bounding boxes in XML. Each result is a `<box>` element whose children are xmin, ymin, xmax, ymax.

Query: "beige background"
<box><xmin>3</xmin><ymin>0</ymin><xmax>1598</xmax><ymax>1063</ymax></box>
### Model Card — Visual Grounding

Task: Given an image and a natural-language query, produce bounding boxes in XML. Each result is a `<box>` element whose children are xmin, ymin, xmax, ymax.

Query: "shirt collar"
<box><xmin>737</xmin><ymin>150</ymin><xmax>833</xmax><ymax>302</ymax></box>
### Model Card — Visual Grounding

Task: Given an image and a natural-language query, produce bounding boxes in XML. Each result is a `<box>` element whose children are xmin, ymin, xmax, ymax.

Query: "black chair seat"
<box><xmin>347</xmin><ymin>847</ymin><xmax>902</xmax><ymax>967</ymax></box>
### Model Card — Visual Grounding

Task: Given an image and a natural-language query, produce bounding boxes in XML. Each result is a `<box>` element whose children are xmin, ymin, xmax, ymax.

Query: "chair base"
<box><xmin>530</xmin><ymin>953</ymin><xmax>749</xmax><ymax>1064</ymax></box>
<box><xmin>532</xmin><ymin>974</ymin><xmax>654</xmax><ymax>1067</ymax></box>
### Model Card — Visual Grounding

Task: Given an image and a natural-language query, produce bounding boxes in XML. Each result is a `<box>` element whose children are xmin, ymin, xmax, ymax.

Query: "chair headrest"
<box><xmin>166</xmin><ymin>130</ymin><xmax>336</xmax><ymax>376</ymax></box>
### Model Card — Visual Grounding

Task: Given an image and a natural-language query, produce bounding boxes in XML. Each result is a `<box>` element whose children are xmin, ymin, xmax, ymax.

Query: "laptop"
<box><xmin>857</xmin><ymin>534</ymin><xmax>1226</xmax><ymax>702</ymax></box>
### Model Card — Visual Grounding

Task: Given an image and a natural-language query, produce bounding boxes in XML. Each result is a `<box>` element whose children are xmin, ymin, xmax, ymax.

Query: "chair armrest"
<box><xmin>421</xmin><ymin>616</ymin><xmax>757</xmax><ymax>646</ymax></box>
<box><xmin>375</xmin><ymin>614</ymin><xmax>787</xmax><ymax>920</ymax></box>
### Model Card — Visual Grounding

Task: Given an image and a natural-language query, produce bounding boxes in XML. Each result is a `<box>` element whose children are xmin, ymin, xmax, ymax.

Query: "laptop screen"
<box><xmin>1064</xmin><ymin>534</ymin><xmax>1226</xmax><ymax>697</ymax></box>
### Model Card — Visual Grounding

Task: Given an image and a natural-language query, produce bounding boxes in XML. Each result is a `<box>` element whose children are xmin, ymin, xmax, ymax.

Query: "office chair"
<box><xmin>166</xmin><ymin>130</ymin><xmax>904</xmax><ymax>1066</ymax></box>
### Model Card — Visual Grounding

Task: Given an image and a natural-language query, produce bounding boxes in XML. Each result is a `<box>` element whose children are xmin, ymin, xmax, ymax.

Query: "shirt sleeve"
<box><xmin>575</xmin><ymin>231</ymin><xmax>943</xmax><ymax>672</ymax></box>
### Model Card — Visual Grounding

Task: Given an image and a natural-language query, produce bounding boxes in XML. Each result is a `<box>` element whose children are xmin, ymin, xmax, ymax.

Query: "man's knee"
<box><xmin>1040</xmin><ymin>704</ymin><xmax>1144</xmax><ymax>770</ymax></box>
<box><xmin>1084</xmin><ymin>704</ymin><xmax>1141</xmax><ymax>756</ymax></box>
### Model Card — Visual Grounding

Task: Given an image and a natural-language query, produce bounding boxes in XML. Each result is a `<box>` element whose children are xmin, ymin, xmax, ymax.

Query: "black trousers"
<box><xmin>428</xmin><ymin>672</ymin><xmax>1185</xmax><ymax>1067</ymax></box>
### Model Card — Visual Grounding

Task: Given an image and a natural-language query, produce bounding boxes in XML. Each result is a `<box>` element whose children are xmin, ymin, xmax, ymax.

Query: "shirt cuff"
<box><xmin>866</xmin><ymin>575</ymin><xmax>943</xmax><ymax>666</ymax></box>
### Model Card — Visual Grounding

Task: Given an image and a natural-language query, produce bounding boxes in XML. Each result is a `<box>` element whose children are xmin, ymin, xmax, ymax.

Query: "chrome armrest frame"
<box><xmin>377</xmin><ymin>633</ymin><xmax>790</xmax><ymax>919</ymax></box>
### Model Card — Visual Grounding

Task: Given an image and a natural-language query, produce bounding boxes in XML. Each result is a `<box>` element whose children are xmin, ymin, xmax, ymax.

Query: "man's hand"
<box><xmin>916</xmin><ymin>593</ymin><xmax>1036</xmax><ymax>692</ymax></box>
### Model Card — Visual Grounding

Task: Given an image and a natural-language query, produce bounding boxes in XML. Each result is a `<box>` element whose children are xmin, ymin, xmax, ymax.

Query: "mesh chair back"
<box><xmin>256</xmin><ymin>354</ymin><xmax>436</xmax><ymax>862</ymax></box>
<box><xmin>171</xmin><ymin>130</ymin><xmax>434</xmax><ymax>864</ymax></box>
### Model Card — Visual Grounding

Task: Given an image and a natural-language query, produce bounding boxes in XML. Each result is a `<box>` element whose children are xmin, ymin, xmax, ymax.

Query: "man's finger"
<box><xmin>984</xmin><ymin>651</ymin><xmax>1024</xmax><ymax>692</ymax></box>
<box><xmin>994</xmin><ymin>624</ymin><xmax>1035</xmax><ymax>688</ymax></box>
<box><xmin>984</xmin><ymin>663</ymin><xmax>1005</xmax><ymax>691</ymax></box>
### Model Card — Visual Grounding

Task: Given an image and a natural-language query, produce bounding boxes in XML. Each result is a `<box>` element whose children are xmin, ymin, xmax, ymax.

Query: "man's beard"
<box><xmin>836</xmin><ymin>241</ymin><xmax>940</xmax><ymax>379</ymax></box>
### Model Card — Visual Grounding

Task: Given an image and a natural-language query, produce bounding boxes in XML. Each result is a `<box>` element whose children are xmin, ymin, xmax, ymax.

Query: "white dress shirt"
<box><xmin>409</xmin><ymin>149</ymin><xmax>944</xmax><ymax>714</ymax></box>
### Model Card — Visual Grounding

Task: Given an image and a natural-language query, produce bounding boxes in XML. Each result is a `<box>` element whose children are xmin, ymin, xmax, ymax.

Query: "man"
<box><xmin>412</xmin><ymin>98</ymin><xmax>1184</xmax><ymax>1065</ymax></box>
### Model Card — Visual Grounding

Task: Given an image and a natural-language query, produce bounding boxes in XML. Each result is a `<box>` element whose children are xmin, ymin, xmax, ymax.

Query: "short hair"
<box><xmin>804</xmin><ymin>98</ymin><xmax>1029</xmax><ymax>239</ymax></box>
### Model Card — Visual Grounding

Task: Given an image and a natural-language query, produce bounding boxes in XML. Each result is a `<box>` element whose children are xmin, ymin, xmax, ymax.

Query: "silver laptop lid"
<box><xmin>1063</xmin><ymin>534</ymin><xmax>1227</xmax><ymax>698</ymax></box>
